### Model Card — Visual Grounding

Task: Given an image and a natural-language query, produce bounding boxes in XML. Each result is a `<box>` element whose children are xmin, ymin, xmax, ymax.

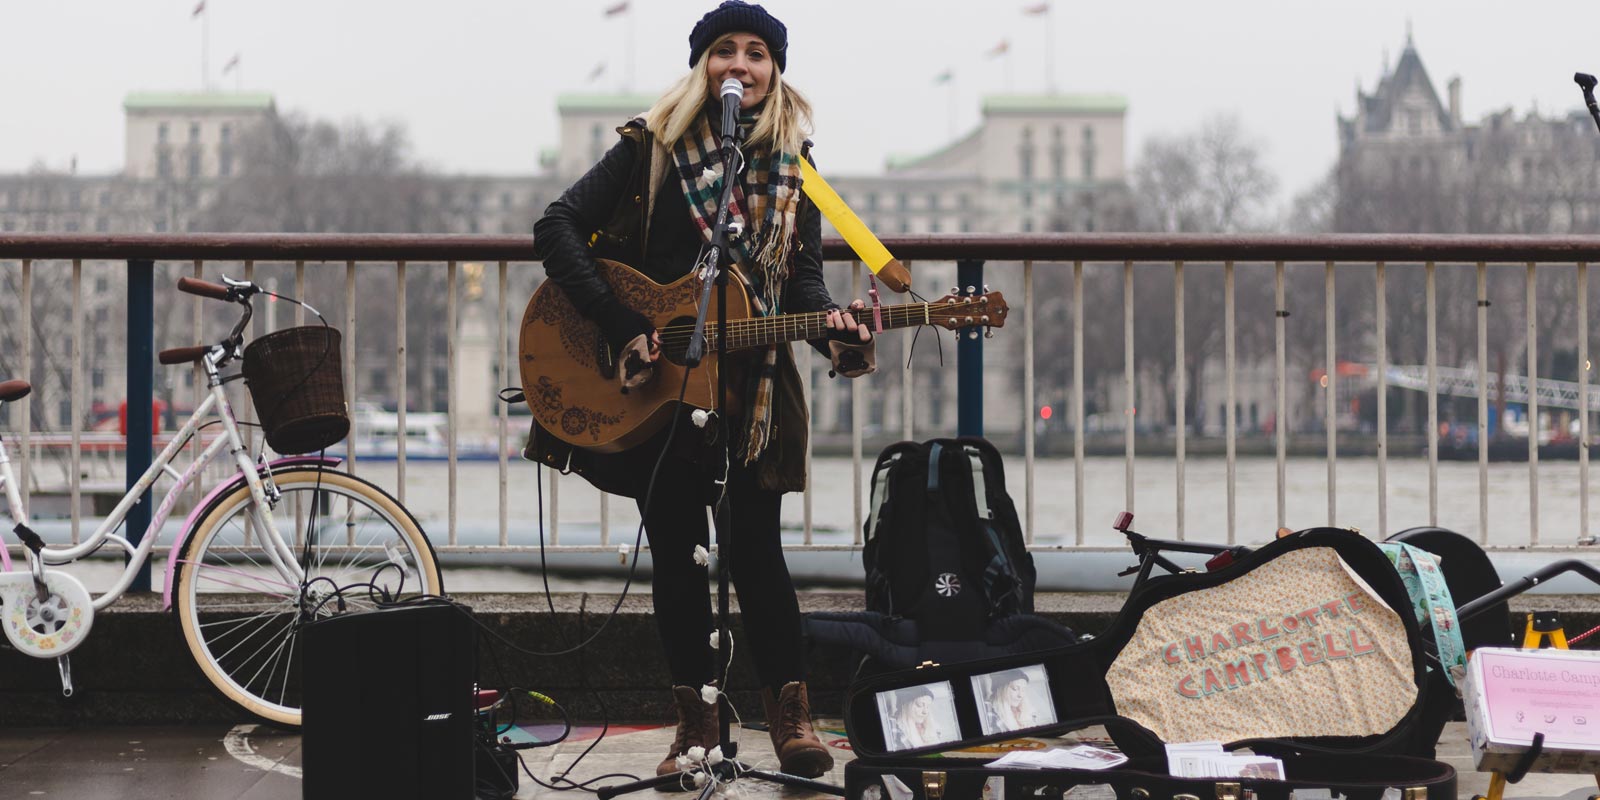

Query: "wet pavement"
<box><xmin>3</xmin><ymin>720</ymin><xmax>1600</xmax><ymax>799</ymax></box>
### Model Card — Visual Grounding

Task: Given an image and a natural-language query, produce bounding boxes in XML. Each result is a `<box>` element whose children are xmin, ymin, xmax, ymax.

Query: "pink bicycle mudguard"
<box><xmin>161</xmin><ymin>456</ymin><xmax>342</xmax><ymax>609</ymax></box>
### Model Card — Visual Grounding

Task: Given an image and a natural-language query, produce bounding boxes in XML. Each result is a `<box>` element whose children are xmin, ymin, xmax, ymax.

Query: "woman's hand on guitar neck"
<box><xmin>619</xmin><ymin>330</ymin><xmax>662</xmax><ymax>393</ymax></box>
<box><xmin>826</xmin><ymin>300</ymin><xmax>876</xmax><ymax>379</ymax></box>
<box><xmin>825</xmin><ymin>299</ymin><xmax>873</xmax><ymax>344</ymax></box>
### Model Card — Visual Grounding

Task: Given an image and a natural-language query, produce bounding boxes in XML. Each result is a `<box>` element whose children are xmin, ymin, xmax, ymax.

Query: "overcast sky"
<box><xmin>6</xmin><ymin>0</ymin><xmax>1600</xmax><ymax>209</ymax></box>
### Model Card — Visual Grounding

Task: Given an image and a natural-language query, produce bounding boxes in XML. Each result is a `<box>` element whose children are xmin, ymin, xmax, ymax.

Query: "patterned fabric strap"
<box><xmin>1379</xmin><ymin>542</ymin><xmax>1467</xmax><ymax>686</ymax></box>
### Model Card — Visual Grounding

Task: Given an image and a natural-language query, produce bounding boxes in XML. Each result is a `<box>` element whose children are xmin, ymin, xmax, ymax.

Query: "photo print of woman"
<box><xmin>972</xmin><ymin>664</ymin><xmax>1056</xmax><ymax>736</ymax></box>
<box><xmin>876</xmin><ymin>682</ymin><xmax>960</xmax><ymax>751</ymax></box>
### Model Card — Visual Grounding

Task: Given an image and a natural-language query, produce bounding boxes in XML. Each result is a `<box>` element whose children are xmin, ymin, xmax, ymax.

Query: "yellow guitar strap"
<box><xmin>800</xmin><ymin>158</ymin><xmax>911</xmax><ymax>293</ymax></box>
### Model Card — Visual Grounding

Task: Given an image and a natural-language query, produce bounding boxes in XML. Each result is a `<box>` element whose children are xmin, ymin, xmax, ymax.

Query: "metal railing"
<box><xmin>3</xmin><ymin>233</ymin><xmax>1600</xmax><ymax>573</ymax></box>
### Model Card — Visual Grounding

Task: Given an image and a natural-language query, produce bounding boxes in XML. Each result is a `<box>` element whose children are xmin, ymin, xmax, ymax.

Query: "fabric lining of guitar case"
<box><xmin>843</xmin><ymin>528</ymin><xmax>1430</xmax><ymax>761</ymax></box>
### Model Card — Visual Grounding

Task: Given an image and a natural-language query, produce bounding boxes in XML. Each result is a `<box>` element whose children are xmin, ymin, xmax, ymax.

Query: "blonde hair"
<box><xmin>645</xmin><ymin>32</ymin><xmax>812</xmax><ymax>154</ymax></box>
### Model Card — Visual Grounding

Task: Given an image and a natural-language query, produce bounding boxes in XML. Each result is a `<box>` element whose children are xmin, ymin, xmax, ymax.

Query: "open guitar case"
<box><xmin>840</xmin><ymin>528</ymin><xmax>1459</xmax><ymax>800</ymax></box>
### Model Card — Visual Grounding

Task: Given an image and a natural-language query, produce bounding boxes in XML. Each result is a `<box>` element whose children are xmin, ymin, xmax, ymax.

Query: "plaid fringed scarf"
<box><xmin>671</xmin><ymin>111</ymin><xmax>803</xmax><ymax>465</ymax></box>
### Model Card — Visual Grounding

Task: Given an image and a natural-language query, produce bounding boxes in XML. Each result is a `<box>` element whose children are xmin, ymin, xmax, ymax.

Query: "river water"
<box><xmin>28</xmin><ymin>453</ymin><xmax>1600</xmax><ymax>594</ymax></box>
<box><xmin>355</xmin><ymin>454</ymin><xmax>1599</xmax><ymax>550</ymax></box>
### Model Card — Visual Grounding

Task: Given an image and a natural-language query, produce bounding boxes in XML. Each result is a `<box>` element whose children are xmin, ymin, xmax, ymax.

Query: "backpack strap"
<box><xmin>926</xmin><ymin>442</ymin><xmax>944</xmax><ymax>493</ymax></box>
<box><xmin>965</xmin><ymin>446</ymin><xmax>1023</xmax><ymax>618</ymax></box>
<box><xmin>865</xmin><ymin>452</ymin><xmax>902</xmax><ymax>543</ymax></box>
<box><xmin>966</xmin><ymin>449</ymin><xmax>991</xmax><ymax>520</ymax></box>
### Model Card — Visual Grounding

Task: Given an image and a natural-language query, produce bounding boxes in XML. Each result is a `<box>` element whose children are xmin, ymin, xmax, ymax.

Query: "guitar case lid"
<box><xmin>843</xmin><ymin>528</ymin><xmax>1429</xmax><ymax>760</ymax></box>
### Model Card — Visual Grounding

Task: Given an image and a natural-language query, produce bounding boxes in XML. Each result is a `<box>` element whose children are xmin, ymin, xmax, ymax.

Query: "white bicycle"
<box><xmin>0</xmin><ymin>275</ymin><xmax>443</xmax><ymax>728</ymax></box>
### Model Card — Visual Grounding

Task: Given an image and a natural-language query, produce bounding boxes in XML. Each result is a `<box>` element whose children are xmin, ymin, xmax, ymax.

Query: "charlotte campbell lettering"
<box><xmin>1488</xmin><ymin>665</ymin><xmax>1600</xmax><ymax>686</ymax></box>
<box><xmin>1161</xmin><ymin>591</ymin><xmax>1383</xmax><ymax>699</ymax></box>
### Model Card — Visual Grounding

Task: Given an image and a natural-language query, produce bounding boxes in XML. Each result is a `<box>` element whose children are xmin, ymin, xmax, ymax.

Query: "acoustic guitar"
<box><xmin>518</xmin><ymin>258</ymin><xmax>1008</xmax><ymax>453</ymax></box>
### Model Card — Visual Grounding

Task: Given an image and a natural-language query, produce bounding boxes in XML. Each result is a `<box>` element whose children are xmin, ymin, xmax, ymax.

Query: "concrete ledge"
<box><xmin>1</xmin><ymin>591</ymin><xmax>1593</xmax><ymax>727</ymax></box>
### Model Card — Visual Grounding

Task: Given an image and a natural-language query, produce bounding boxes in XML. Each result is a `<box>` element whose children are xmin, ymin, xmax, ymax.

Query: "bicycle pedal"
<box><xmin>56</xmin><ymin>654</ymin><xmax>73</xmax><ymax>697</ymax></box>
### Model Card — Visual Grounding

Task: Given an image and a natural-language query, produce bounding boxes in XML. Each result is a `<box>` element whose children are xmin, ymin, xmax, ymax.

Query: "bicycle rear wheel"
<box><xmin>172</xmin><ymin>468</ymin><xmax>442</xmax><ymax>727</ymax></box>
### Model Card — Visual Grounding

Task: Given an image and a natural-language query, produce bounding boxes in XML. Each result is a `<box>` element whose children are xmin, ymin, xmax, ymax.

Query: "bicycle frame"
<box><xmin>1</xmin><ymin>350</ymin><xmax>307</xmax><ymax>612</ymax></box>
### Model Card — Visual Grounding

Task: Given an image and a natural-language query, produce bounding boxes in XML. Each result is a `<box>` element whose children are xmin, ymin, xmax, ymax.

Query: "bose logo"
<box><xmin>424</xmin><ymin>713</ymin><xmax>453</xmax><ymax>721</ymax></box>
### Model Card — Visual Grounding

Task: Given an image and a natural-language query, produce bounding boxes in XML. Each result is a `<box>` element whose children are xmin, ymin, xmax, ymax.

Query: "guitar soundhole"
<box><xmin>659</xmin><ymin>316</ymin><xmax>699</xmax><ymax>366</ymax></box>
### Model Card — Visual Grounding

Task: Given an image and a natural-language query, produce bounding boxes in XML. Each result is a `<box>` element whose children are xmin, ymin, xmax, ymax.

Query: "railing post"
<box><xmin>957</xmin><ymin>259</ymin><xmax>984</xmax><ymax>437</ymax></box>
<box><xmin>126</xmin><ymin>259</ymin><xmax>154</xmax><ymax>592</ymax></box>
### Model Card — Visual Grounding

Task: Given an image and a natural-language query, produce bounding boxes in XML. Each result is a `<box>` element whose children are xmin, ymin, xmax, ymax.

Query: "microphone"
<box><xmin>720</xmin><ymin>78</ymin><xmax>744</xmax><ymax>144</ymax></box>
<box><xmin>1576</xmin><ymin>73</ymin><xmax>1600</xmax><ymax>134</ymax></box>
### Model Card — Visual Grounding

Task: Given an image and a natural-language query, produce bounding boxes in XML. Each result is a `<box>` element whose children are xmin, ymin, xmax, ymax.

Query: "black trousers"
<box><xmin>634</xmin><ymin>453</ymin><xmax>805</xmax><ymax>691</ymax></box>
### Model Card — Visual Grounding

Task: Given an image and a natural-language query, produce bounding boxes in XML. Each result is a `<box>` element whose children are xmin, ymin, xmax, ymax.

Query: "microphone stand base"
<box><xmin>596</xmin><ymin>759</ymin><xmax>844</xmax><ymax>800</ymax></box>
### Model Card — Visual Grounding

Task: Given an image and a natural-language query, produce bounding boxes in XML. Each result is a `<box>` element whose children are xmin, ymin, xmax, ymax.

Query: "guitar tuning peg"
<box><xmin>965</xmin><ymin>285</ymin><xmax>977</xmax><ymax>294</ymax></box>
<box><xmin>983</xmin><ymin>284</ymin><xmax>990</xmax><ymax>293</ymax></box>
<box><xmin>967</xmin><ymin>329</ymin><xmax>980</xmax><ymax>340</ymax></box>
<box><xmin>949</xmin><ymin>285</ymin><xmax>959</xmax><ymax>295</ymax></box>
<box><xmin>984</xmin><ymin>327</ymin><xmax>995</xmax><ymax>339</ymax></box>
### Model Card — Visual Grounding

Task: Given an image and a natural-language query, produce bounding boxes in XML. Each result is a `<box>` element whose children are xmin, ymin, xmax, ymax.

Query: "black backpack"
<box><xmin>862</xmin><ymin>437</ymin><xmax>1036</xmax><ymax>640</ymax></box>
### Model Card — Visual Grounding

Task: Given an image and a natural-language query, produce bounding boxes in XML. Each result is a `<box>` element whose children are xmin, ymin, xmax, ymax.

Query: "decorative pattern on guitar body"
<box><xmin>520</xmin><ymin>259</ymin><xmax>728</xmax><ymax>453</ymax></box>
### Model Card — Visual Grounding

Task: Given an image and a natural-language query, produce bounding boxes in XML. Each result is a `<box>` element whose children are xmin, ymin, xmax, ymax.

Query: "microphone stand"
<box><xmin>599</xmin><ymin>97</ymin><xmax>845</xmax><ymax>800</ymax></box>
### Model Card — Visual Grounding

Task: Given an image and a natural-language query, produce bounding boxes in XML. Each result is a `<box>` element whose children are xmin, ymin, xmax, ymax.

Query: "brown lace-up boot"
<box><xmin>656</xmin><ymin>686</ymin><xmax>720</xmax><ymax>786</ymax></box>
<box><xmin>761</xmin><ymin>681</ymin><xmax>834</xmax><ymax>778</ymax></box>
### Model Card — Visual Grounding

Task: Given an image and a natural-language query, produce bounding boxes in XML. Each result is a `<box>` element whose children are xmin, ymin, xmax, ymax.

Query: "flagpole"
<box><xmin>202</xmin><ymin>5</ymin><xmax>210</xmax><ymax>90</ymax></box>
<box><xmin>1045</xmin><ymin>6</ymin><xmax>1055</xmax><ymax>93</ymax></box>
<box><xmin>949</xmin><ymin>76</ymin><xmax>957</xmax><ymax>140</ymax></box>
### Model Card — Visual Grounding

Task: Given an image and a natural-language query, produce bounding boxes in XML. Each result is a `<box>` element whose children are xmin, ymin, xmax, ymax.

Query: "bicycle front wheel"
<box><xmin>173</xmin><ymin>468</ymin><xmax>443</xmax><ymax>727</ymax></box>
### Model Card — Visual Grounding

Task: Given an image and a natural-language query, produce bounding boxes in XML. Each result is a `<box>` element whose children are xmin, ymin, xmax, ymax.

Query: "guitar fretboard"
<box><xmin>668</xmin><ymin>302</ymin><xmax>956</xmax><ymax>351</ymax></box>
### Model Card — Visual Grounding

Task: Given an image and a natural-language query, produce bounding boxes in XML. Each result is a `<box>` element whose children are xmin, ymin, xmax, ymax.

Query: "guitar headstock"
<box><xmin>926</xmin><ymin>291</ymin><xmax>1009</xmax><ymax>331</ymax></box>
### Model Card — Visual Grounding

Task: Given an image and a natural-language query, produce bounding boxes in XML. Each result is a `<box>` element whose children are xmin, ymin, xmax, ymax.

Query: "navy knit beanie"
<box><xmin>688</xmin><ymin>1</ymin><xmax>788</xmax><ymax>73</ymax></box>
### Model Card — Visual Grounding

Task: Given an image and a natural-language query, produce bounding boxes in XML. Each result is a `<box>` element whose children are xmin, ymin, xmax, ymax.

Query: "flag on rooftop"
<box><xmin>604</xmin><ymin>1</ymin><xmax>630</xmax><ymax>16</ymax></box>
<box><xmin>588</xmin><ymin>63</ymin><xmax>607</xmax><ymax>82</ymax></box>
<box><xmin>986</xmin><ymin>40</ymin><xmax>1010</xmax><ymax>58</ymax></box>
<box><xmin>1022</xmin><ymin>2</ymin><xmax>1050</xmax><ymax>14</ymax></box>
<box><xmin>223</xmin><ymin>54</ymin><xmax>240</xmax><ymax>74</ymax></box>
<box><xmin>191</xmin><ymin>0</ymin><xmax>206</xmax><ymax>18</ymax></box>
<box><xmin>933</xmin><ymin>70</ymin><xmax>953</xmax><ymax>85</ymax></box>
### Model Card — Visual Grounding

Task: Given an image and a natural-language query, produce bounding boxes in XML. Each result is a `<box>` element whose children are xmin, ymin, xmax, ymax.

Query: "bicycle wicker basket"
<box><xmin>241</xmin><ymin>326</ymin><xmax>349</xmax><ymax>455</ymax></box>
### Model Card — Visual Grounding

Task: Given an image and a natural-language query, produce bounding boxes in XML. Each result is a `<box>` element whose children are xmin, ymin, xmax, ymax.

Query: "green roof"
<box><xmin>556</xmin><ymin>93</ymin><xmax>660</xmax><ymax>113</ymax></box>
<box><xmin>981</xmin><ymin>94</ymin><xmax>1128</xmax><ymax>114</ymax></box>
<box><xmin>887</xmin><ymin>125</ymin><xmax>982</xmax><ymax>172</ymax></box>
<box><xmin>123</xmin><ymin>91</ymin><xmax>276</xmax><ymax>111</ymax></box>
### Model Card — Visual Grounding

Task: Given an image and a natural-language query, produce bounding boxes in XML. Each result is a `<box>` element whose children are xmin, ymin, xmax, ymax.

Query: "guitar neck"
<box><xmin>711</xmin><ymin>303</ymin><xmax>935</xmax><ymax>350</ymax></box>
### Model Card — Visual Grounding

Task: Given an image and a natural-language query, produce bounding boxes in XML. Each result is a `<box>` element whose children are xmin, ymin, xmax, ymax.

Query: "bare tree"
<box><xmin>190</xmin><ymin>114</ymin><xmax>461</xmax><ymax>411</ymax></box>
<box><xmin>195</xmin><ymin>114</ymin><xmax>444</xmax><ymax>234</ymax></box>
<box><xmin>1124</xmin><ymin>114</ymin><xmax>1281</xmax><ymax>431</ymax></box>
<box><xmin>1133</xmin><ymin>114</ymin><xmax>1279</xmax><ymax>234</ymax></box>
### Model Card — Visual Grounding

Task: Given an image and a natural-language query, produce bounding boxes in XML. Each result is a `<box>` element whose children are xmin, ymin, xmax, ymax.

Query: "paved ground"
<box><xmin>3</xmin><ymin>721</ymin><xmax>1600</xmax><ymax>799</ymax></box>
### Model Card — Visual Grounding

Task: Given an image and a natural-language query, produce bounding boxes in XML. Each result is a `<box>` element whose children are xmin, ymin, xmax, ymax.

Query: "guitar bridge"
<box><xmin>595</xmin><ymin>330</ymin><xmax>616</xmax><ymax>381</ymax></box>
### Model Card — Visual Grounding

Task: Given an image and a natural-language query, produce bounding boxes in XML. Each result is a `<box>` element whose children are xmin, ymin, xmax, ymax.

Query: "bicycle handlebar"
<box><xmin>172</xmin><ymin>275</ymin><xmax>261</xmax><ymax>368</ymax></box>
<box><xmin>158</xmin><ymin>346</ymin><xmax>212</xmax><ymax>365</ymax></box>
<box><xmin>177</xmin><ymin>277</ymin><xmax>233</xmax><ymax>301</ymax></box>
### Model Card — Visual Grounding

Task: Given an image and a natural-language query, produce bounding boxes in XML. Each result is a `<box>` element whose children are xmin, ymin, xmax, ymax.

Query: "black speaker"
<box><xmin>302</xmin><ymin>602</ymin><xmax>476</xmax><ymax>800</ymax></box>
